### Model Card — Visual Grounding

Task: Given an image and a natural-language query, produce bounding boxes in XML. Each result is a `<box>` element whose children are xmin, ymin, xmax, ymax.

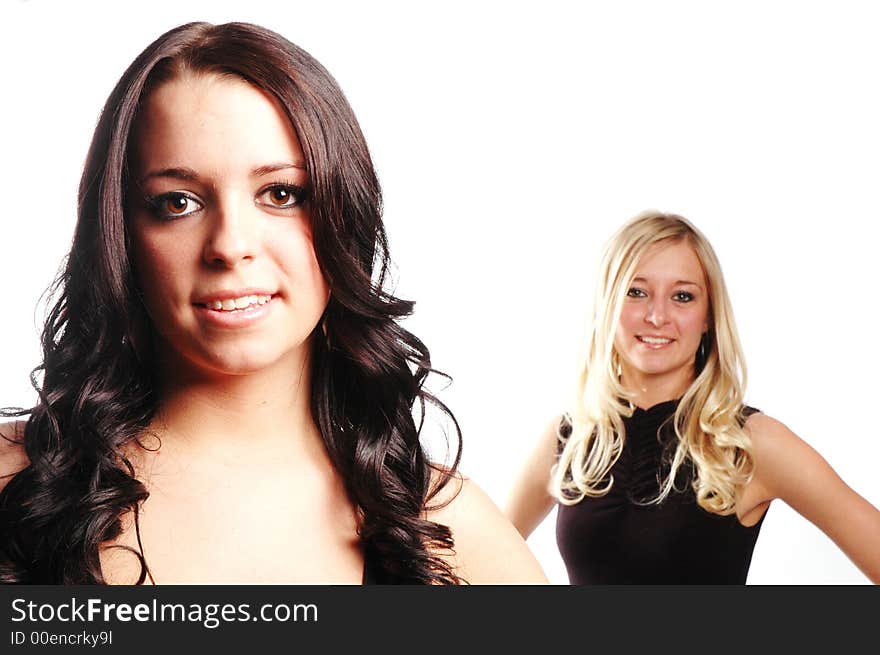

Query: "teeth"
<box><xmin>204</xmin><ymin>295</ymin><xmax>272</xmax><ymax>312</ymax></box>
<box><xmin>640</xmin><ymin>336</ymin><xmax>672</xmax><ymax>344</ymax></box>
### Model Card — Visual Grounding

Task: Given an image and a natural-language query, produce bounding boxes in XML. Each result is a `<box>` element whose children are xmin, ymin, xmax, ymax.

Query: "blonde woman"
<box><xmin>505</xmin><ymin>211</ymin><xmax>880</xmax><ymax>584</ymax></box>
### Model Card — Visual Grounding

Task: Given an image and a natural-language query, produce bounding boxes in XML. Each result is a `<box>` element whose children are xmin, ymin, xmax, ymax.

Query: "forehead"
<box><xmin>633</xmin><ymin>239</ymin><xmax>706</xmax><ymax>286</ymax></box>
<box><xmin>130</xmin><ymin>72</ymin><xmax>303</xmax><ymax>174</ymax></box>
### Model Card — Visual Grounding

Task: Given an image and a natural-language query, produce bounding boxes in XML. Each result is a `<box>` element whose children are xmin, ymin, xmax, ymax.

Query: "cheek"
<box><xmin>617</xmin><ymin>304</ymin><xmax>641</xmax><ymax>336</ymax></box>
<box><xmin>130</xmin><ymin>231</ymin><xmax>191</xmax><ymax>312</ymax></box>
<box><xmin>272</xmin><ymin>226</ymin><xmax>330</xmax><ymax>306</ymax></box>
<box><xmin>614</xmin><ymin>307</ymin><xmax>638</xmax><ymax>358</ymax></box>
<box><xmin>679</xmin><ymin>306</ymin><xmax>709</xmax><ymax>340</ymax></box>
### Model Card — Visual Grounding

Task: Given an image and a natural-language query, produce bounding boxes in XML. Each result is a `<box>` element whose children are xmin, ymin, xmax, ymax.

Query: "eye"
<box><xmin>257</xmin><ymin>183</ymin><xmax>307</xmax><ymax>209</ymax></box>
<box><xmin>145</xmin><ymin>192</ymin><xmax>203</xmax><ymax>220</ymax></box>
<box><xmin>626</xmin><ymin>287</ymin><xmax>647</xmax><ymax>298</ymax></box>
<box><xmin>673</xmin><ymin>291</ymin><xmax>695</xmax><ymax>302</ymax></box>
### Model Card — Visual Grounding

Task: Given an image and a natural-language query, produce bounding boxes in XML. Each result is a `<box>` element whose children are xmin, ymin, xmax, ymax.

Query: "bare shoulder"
<box><xmin>426</xmin><ymin>469</ymin><xmax>488</xmax><ymax>526</ymax></box>
<box><xmin>744</xmin><ymin>411</ymin><xmax>794</xmax><ymax>440</ymax></box>
<box><xmin>743</xmin><ymin>411</ymin><xmax>840</xmax><ymax>500</ymax></box>
<box><xmin>0</xmin><ymin>419</ymin><xmax>30</xmax><ymax>492</ymax></box>
<box><xmin>744</xmin><ymin>412</ymin><xmax>815</xmax><ymax>462</ymax></box>
<box><xmin>427</xmin><ymin>470</ymin><xmax>548</xmax><ymax>584</ymax></box>
<box><xmin>743</xmin><ymin>411</ymin><xmax>880</xmax><ymax>582</ymax></box>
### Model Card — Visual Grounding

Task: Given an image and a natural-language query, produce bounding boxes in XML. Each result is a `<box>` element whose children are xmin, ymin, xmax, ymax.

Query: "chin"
<box><xmin>228</xmin><ymin>349</ymin><xmax>304</xmax><ymax>373</ymax></box>
<box><xmin>627</xmin><ymin>355</ymin><xmax>686</xmax><ymax>377</ymax></box>
<box><xmin>176</xmin><ymin>341</ymin><xmax>311</xmax><ymax>378</ymax></box>
<box><xmin>206</xmin><ymin>357</ymin><xmax>283</xmax><ymax>377</ymax></box>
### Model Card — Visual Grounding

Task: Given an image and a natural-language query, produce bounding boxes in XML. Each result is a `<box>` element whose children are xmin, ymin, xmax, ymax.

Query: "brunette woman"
<box><xmin>0</xmin><ymin>22</ymin><xmax>546</xmax><ymax>585</ymax></box>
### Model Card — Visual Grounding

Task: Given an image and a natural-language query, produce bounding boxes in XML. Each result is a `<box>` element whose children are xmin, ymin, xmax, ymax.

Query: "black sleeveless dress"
<box><xmin>555</xmin><ymin>400</ymin><xmax>766</xmax><ymax>584</ymax></box>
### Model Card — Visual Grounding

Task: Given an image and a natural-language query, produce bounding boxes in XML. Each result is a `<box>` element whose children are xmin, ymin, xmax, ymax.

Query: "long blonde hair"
<box><xmin>551</xmin><ymin>211</ymin><xmax>754</xmax><ymax>515</ymax></box>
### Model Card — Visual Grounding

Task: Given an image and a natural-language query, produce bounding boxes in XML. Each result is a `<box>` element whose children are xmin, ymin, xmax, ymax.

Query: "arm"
<box><xmin>745</xmin><ymin>413</ymin><xmax>880</xmax><ymax>583</ymax></box>
<box><xmin>503</xmin><ymin>416</ymin><xmax>561</xmax><ymax>539</ymax></box>
<box><xmin>427</xmin><ymin>474</ymin><xmax>549</xmax><ymax>584</ymax></box>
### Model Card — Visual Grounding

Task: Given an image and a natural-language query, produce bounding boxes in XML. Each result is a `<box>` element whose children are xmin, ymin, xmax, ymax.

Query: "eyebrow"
<box><xmin>632</xmin><ymin>276</ymin><xmax>703</xmax><ymax>288</ymax></box>
<box><xmin>137</xmin><ymin>161</ymin><xmax>306</xmax><ymax>185</ymax></box>
<box><xmin>251</xmin><ymin>161</ymin><xmax>306</xmax><ymax>177</ymax></box>
<box><xmin>138</xmin><ymin>167</ymin><xmax>199</xmax><ymax>185</ymax></box>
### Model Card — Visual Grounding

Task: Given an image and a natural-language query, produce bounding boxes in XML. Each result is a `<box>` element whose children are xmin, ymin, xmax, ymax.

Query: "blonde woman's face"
<box><xmin>614</xmin><ymin>240</ymin><xmax>710</xmax><ymax>391</ymax></box>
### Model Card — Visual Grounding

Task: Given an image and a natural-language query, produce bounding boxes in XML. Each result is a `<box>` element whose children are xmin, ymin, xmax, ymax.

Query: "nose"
<box><xmin>644</xmin><ymin>297</ymin><xmax>669</xmax><ymax>327</ymax></box>
<box><xmin>202</xmin><ymin>199</ymin><xmax>259</xmax><ymax>268</ymax></box>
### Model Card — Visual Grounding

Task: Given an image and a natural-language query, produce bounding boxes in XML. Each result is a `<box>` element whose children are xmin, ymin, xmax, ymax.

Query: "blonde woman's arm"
<box><xmin>503</xmin><ymin>417</ymin><xmax>561</xmax><ymax>539</ymax></box>
<box><xmin>427</xmin><ymin>474</ymin><xmax>549</xmax><ymax>584</ymax></box>
<box><xmin>744</xmin><ymin>413</ymin><xmax>880</xmax><ymax>583</ymax></box>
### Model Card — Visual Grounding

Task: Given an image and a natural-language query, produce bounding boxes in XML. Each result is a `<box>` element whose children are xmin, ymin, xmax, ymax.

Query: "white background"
<box><xmin>1</xmin><ymin>0</ymin><xmax>878</xmax><ymax>584</ymax></box>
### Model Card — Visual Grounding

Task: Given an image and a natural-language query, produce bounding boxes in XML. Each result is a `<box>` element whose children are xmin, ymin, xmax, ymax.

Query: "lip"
<box><xmin>193</xmin><ymin>291</ymin><xmax>277</xmax><ymax>328</ymax></box>
<box><xmin>636</xmin><ymin>335</ymin><xmax>675</xmax><ymax>350</ymax></box>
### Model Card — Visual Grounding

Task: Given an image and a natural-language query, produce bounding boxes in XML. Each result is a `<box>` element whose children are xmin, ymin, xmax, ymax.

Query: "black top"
<box><xmin>555</xmin><ymin>400</ymin><xmax>766</xmax><ymax>584</ymax></box>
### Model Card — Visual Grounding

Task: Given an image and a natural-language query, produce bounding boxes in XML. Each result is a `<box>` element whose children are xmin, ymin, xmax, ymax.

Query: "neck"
<box><xmin>620</xmin><ymin>363</ymin><xmax>694</xmax><ymax>410</ymax></box>
<box><xmin>147</xmin><ymin>346</ymin><xmax>320</xmax><ymax>459</ymax></box>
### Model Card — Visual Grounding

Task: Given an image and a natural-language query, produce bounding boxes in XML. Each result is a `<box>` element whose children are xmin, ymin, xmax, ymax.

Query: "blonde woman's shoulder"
<box><xmin>742</xmin><ymin>411</ymin><xmax>843</xmax><ymax>506</ymax></box>
<box><xmin>742</xmin><ymin>410</ymin><xmax>880</xmax><ymax>583</ymax></box>
<box><xmin>0</xmin><ymin>419</ymin><xmax>29</xmax><ymax>493</ymax></box>
<box><xmin>743</xmin><ymin>411</ymin><xmax>802</xmax><ymax>455</ymax></box>
<box><xmin>426</xmin><ymin>470</ymin><xmax>549</xmax><ymax>584</ymax></box>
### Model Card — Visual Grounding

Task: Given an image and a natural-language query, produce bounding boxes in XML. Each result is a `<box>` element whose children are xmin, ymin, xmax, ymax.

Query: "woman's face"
<box><xmin>128</xmin><ymin>72</ymin><xmax>329</xmax><ymax>379</ymax></box>
<box><xmin>614</xmin><ymin>239</ymin><xmax>710</xmax><ymax>389</ymax></box>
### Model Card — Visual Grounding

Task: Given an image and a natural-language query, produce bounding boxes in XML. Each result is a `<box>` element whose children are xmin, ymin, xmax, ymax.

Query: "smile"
<box><xmin>637</xmin><ymin>335</ymin><xmax>674</xmax><ymax>347</ymax></box>
<box><xmin>193</xmin><ymin>291</ymin><xmax>278</xmax><ymax>328</ymax></box>
<box><xmin>636</xmin><ymin>336</ymin><xmax>672</xmax><ymax>346</ymax></box>
<box><xmin>197</xmin><ymin>294</ymin><xmax>273</xmax><ymax>312</ymax></box>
